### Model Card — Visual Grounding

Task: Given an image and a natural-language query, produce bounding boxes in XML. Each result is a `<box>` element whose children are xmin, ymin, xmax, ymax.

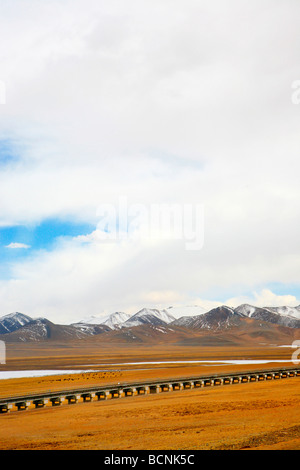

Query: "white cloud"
<box><xmin>0</xmin><ymin>0</ymin><xmax>300</xmax><ymax>320</ymax></box>
<box><xmin>225</xmin><ymin>290</ymin><xmax>300</xmax><ymax>309</ymax></box>
<box><xmin>5</xmin><ymin>243</ymin><xmax>30</xmax><ymax>249</ymax></box>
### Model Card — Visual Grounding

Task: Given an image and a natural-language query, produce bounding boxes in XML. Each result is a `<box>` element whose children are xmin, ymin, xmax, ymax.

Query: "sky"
<box><xmin>0</xmin><ymin>0</ymin><xmax>300</xmax><ymax>323</ymax></box>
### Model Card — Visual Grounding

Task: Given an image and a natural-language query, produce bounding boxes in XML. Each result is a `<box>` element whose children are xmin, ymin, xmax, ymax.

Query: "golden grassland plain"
<box><xmin>0</xmin><ymin>342</ymin><xmax>299</xmax><ymax>450</ymax></box>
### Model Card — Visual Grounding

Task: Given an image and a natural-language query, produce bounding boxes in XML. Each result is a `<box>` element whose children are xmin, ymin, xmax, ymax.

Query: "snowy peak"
<box><xmin>123</xmin><ymin>308</ymin><xmax>176</xmax><ymax>328</ymax></box>
<box><xmin>264</xmin><ymin>305</ymin><xmax>300</xmax><ymax>320</ymax></box>
<box><xmin>173</xmin><ymin>305</ymin><xmax>237</xmax><ymax>330</ymax></box>
<box><xmin>233</xmin><ymin>304</ymin><xmax>300</xmax><ymax>328</ymax></box>
<box><xmin>234</xmin><ymin>304</ymin><xmax>258</xmax><ymax>317</ymax></box>
<box><xmin>75</xmin><ymin>312</ymin><xmax>132</xmax><ymax>330</ymax></box>
<box><xmin>0</xmin><ymin>312</ymin><xmax>33</xmax><ymax>334</ymax></box>
<box><xmin>100</xmin><ymin>312</ymin><xmax>132</xmax><ymax>329</ymax></box>
<box><xmin>234</xmin><ymin>304</ymin><xmax>300</xmax><ymax>320</ymax></box>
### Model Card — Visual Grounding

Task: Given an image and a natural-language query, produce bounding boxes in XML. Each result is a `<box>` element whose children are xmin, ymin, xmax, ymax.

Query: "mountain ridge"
<box><xmin>1</xmin><ymin>303</ymin><xmax>300</xmax><ymax>343</ymax></box>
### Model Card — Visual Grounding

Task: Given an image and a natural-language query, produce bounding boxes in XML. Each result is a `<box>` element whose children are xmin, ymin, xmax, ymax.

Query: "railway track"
<box><xmin>0</xmin><ymin>366</ymin><xmax>299</xmax><ymax>413</ymax></box>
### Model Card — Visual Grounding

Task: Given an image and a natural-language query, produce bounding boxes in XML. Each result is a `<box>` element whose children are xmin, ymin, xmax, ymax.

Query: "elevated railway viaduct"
<box><xmin>0</xmin><ymin>366</ymin><xmax>299</xmax><ymax>413</ymax></box>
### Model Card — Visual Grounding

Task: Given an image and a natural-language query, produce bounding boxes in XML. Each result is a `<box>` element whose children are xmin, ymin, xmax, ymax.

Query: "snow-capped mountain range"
<box><xmin>75</xmin><ymin>303</ymin><xmax>300</xmax><ymax>330</ymax></box>
<box><xmin>1</xmin><ymin>303</ymin><xmax>300</xmax><ymax>342</ymax></box>
<box><xmin>75</xmin><ymin>306</ymin><xmax>209</xmax><ymax>330</ymax></box>
<box><xmin>77</xmin><ymin>312</ymin><xmax>132</xmax><ymax>329</ymax></box>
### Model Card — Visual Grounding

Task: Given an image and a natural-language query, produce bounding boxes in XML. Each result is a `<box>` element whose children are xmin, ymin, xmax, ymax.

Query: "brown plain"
<box><xmin>0</xmin><ymin>341</ymin><xmax>299</xmax><ymax>450</ymax></box>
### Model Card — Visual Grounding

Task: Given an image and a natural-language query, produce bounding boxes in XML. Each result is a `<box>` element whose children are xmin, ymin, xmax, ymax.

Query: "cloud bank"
<box><xmin>0</xmin><ymin>0</ymin><xmax>300</xmax><ymax>322</ymax></box>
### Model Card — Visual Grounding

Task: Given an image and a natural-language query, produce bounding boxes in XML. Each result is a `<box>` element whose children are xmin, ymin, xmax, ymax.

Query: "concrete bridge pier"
<box><xmin>66</xmin><ymin>395</ymin><xmax>80</xmax><ymax>404</ymax></box>
<box><xmin>241</xmin><ymin>376</ymin><xmax>249</xmax><ymax>383</ymax></box>
<box><xmin>96</xmin><ymin>391</ymin><xmax>106</xmax><ymax>400</ymax></box>
<box><xmin>170</xmin><ymin>382</ymin><xmax>182</xmax><ymax>391</ymax></box>
<box><xmin>33</xmin><ymin>398</ymin><xmax>48</xmax><ymax>408</ymax></box>
<box><xmin>81</xmin><ymin>392</ymin><xmax>95</xmax><ymax>402</ymax></box>
<box><xmin>213</xmin><ymin>378</ymin><xmax>222</xmax><ymax>386</ymax></box>
<box><xmin>16</xmin><ymin>401</ymin><xmax>31</xmax><ymax>411</ymax></box>
<box><xmin>182</xmin><ymin>381</ymin><xmax>192</xmax><ymax>389</ymax></box>
<box><xmin>50</xmin><ymin>397</ymin><xmax>64</xmax><ymax>406</ymax></box>
<box><xmin>203</xmin><ymin>379</ymin><xmax>212</xmax><ymax>387</ymax></box>
<box><xmin>0</xmin><ymin>404</ymin><xmax>12</xmax><ymax>413</ymax></box>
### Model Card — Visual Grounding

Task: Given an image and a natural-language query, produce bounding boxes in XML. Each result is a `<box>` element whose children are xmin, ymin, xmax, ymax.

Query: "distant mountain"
<box><xmin>264</xmin><ymin>305</ymin><xmax>300</xmax><ymax>320</ymax></box>
<box><xmin>172</xmin><ymin>306</ymin><xmax>240</xmax><ymax>330</ymax></box>
<box><xmin>173</xmin><ymin>304</ymin><xmax>300</xmax><ymax>330</ymax></box>
<box><xmin>234</xmin><ymin>304</ymin><xmax>258</xmax><ymax>317</ymax></box>
<box><xmin>70</xmin><ymin>322</ymin><xmax>112</xmax><ymax>335</ymax></box>
<box><xmin>95</xmin><ymin>323</ymin><xmax>200</xmax><ymax>344</ymax></box>
<box><xmin>234</xmin><ymin>304</ymin><xmax>300</xmax><ymax>329</ymax></box>
<box><xmin>74</xmin><ymin>312</ymin><xmax>132</xmax><ymax>330</ymax></box>
<box><xmin>0</xmin><ymin>313</ymin><xmax>110</xmax><ymax>342</ymax></box>
<box><xmin>0</xmin><ymin>312</ymin><xmax>33</xmax><ymax>334</ymax></box>
<box><xmin>122</xmin><ymin>308</ymin><xmax>176</xmax><ymax>328</ymax></box>
<box><xmin>101</xmin><ymin>312</ymin><xmax>132</xmax><ymax>329</ymax></box>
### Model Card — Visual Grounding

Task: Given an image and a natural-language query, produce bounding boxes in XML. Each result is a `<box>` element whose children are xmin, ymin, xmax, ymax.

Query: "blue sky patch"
<box><xmin>0</xmin><ymin>139</ymin><xmax>20</xmax><ymax>166</ymax></box>
<box><xmin>0</xmin><ymin>218</ymin><xmax>95</xmax><ymax>279</ymax></box>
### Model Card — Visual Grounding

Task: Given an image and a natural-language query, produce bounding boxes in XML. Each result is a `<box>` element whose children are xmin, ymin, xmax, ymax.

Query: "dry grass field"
<box><xmin>0</xmin><ymin>341</ymin><xmax>299</xmax><ymax>450</ymax></box>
